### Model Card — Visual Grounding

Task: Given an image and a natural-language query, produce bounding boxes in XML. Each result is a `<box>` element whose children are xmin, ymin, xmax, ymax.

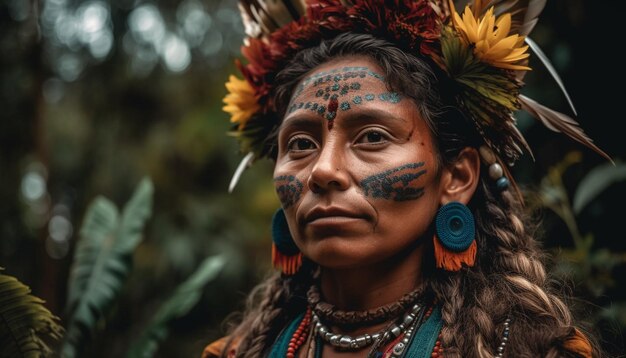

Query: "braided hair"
<box><xmin>221</xmin><ymin>32</ymin><xmax>599</xmax><ymax>357</ymax></box>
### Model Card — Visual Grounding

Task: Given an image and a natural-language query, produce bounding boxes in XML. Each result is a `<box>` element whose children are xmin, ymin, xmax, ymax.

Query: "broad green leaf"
<box><xmin>0</xmin><ymin>269</ymin><xmax>63</xmax><ymax>358</ymax></box>
<box><xmin>600</xmin><ymin>301</ymin><xmax>626</xmax><ymax>326</ymax></box>
<box><xmin>573</xmin><ymin>162</ymin><xmax>626</xmax><ymax>214</ymax></box>
<box><xmin>62</xmin><ymin>178</ymin><xmax>153</xmax><ymax>358</ymax></box>
<box><xmin>65</xmin><ymin>196</ymin><xmax>119</xmax><ymax>314</ymax></box>
<box><xmin>117</xmin><ymin>178</ymin><xmax>155</xmax><ymax>253</ymax></box>
<box><xmin>126</xmin><ymin>255</ymin><xmax>226</xmax><ymax>358</ymax></box>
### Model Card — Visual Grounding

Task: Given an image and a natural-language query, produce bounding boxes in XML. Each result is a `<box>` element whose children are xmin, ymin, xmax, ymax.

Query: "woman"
<box><xmin>207</xmin><ymin>1</ymin><xmax>607</xmax><ymax>356</ymax></box>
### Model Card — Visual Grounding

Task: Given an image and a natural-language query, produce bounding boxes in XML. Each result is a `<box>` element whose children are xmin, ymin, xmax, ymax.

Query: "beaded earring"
<box><xmin>271</xmin><ymin>208</ymin><xmax>302</xmax><ymax>275</ymax></box>
<box><xmin>433</xmin><ymin>201</ymin><xmax>476</xmax><ymax>271</ymax></box>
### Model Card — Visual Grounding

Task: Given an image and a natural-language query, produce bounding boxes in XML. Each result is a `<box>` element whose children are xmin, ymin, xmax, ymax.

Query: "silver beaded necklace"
<box><xmin>311</xmin><ymin>303</ymin><xmax>423</xmax><ymax>351</ymax></box>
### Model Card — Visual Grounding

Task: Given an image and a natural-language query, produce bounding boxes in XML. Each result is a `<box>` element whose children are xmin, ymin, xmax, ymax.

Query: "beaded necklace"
<box><xmin>268</xmin><ymin>303</ymin><xmax>443</xmax><ymax>358</ymax></box>
<box><xmin>269</xmin><ymin>286</ymin><xmax>513</xmax><ymax>358</ymax></box>
<box><xmin>307</xmin><ymin>285</ymin><xmax>426</xmax><ymax>325</ymax></box>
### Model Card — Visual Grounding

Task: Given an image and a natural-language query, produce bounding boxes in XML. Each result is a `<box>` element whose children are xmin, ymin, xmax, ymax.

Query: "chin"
<box><xmin>302</xmin><ymin>238</ymin><xmax>382</xmax><ymax>269</ymax></box>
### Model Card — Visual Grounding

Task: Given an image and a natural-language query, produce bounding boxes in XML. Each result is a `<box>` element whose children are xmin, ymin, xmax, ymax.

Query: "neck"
<box><xmin>319</xmin><ymin>241</ymin><xmax>425</xmax><ymax>311</ymax></box>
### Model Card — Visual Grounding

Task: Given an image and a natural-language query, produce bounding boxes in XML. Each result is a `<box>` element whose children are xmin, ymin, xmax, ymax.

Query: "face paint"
<box><xmin>360</xmin><ymin>162</ymin><xmax>427</xmax><ymax>201</ymax></box>
<box><xmin>326</xmin><ymin>97</ymin><xmax>339</xmax><ymax>130</ymax></box>
<box><xmin>293</xmin><ymin>66</ymin><xmax>385</xmax><ymax>97</ymax></box>
<box><xmin>286</xmin><ymin>67</ymin><xmax>403</xmax><ymax>129</ymax></box>
<box><xmin>276</xmin><ymin>57</ymin><xmax>443</xmax><ymax>270</ymax></box>
<box><xmin>274</xmin><ymin>175</ymin><xmax>304</xmax><ymax>209</ymax></box>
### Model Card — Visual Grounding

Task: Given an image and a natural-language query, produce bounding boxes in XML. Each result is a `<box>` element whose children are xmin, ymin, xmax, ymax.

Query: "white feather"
<box><xmin>526</xmin><ymin>36</ymin><xmax>578</xmax><ymax>116</ymax></box>
<box><xmin>228</xmin><ymin>152</ymin><xmax>255</xmax><ymax>193</ymax></box>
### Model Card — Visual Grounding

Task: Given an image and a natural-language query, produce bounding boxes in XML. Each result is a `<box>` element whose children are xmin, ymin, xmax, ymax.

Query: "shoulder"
<box><xmin>201</xmin><ymin>336</ymin><xmax>239</xmax><ymax>358</ymax></box>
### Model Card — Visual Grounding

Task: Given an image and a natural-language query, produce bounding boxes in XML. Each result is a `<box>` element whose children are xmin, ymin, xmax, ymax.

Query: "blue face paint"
<box><xmin>360</xmin><ymin>162</ymin><xmax>427</xmax><ymax>202</ymax></box>
<box><xmin>274</xmin><ymin>175</ymin><xmax>304</xmax><ymax>209</ymax></box>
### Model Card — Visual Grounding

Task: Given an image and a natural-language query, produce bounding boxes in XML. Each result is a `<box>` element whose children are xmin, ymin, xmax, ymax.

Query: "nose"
<box><xmin>307</xmin><ymin>137</ymin><xmax>350</xmax><ymax>193</ymax></box>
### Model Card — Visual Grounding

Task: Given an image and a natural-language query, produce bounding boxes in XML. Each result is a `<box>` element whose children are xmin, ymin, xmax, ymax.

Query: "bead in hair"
<box><xmin>479</xmin><ymin>145</ymin><xmax>510</xmax><ymax>191</ymax></box>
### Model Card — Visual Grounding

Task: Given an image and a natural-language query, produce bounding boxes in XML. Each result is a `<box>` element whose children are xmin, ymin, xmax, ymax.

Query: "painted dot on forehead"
<box><xmin>328</xmin><ymin>98</ymin><xmax>339</xmax><ymax>113</ymax></box>
<box><xmin>327</xmin><ymin>97</ymin><xmax>339</xmax><ymax>130</ymax></box>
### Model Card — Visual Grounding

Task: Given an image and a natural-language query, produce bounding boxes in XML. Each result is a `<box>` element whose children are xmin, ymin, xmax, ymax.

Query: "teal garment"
<box><xmin>404</xmin><ymin>305</ymin><xmax>443</xmax><ymax>357</ymax></box>
<box><xmin>267</xmin><ymin>312</ymin><xmax>305</xmax><ymax>357</ymax></box>
<box><xmin>268</xmin><ymin>306</ymin><xmax>443</xmax><ymax>357</ymax></box>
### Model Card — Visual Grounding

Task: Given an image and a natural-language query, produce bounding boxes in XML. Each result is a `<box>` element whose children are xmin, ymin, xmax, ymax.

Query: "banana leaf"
<box><xmin>573</xmin><ymin>162</ymin><xmax>626</xmax><ymax>214</ymax></box>
<box><xmin>61</xmin><ymin>178</ymin><xmax>153</xmax><ymax>357</ymax></box>
<box><xmin>126</xmin><ymin>255</ymin><xmax>226</xmax><ymax>358</ymax></box>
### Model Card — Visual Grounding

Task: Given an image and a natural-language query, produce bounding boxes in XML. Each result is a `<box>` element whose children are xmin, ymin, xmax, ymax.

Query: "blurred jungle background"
<box><xmin>1</xmin><ymin>0</ymin><xmax>625</xmax><ymax>356</ymax></box>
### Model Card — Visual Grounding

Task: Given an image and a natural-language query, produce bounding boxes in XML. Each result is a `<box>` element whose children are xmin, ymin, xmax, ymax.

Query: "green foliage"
<box><xmin>0</xmin><ymin>269</ymin><xmax>63</xmax><ymax>358</ymax></box>
<box><xmin>573</xmin><ymin>161</ymin><xmax>626</xmax><ymax>214</ymax></box>
<box><xmin>62</xmin><ymin>178</ymin><xmax>153</xmax><ymax>358</ymax></box>
<box><xmin>534</xmin><ymin>152</ymin><xmax>626</xmax><ymax>318</ymax></box>
<box><xmin>1</xmin><ymin>0</ymin><xmax>621</xmax><ymax>355</ymax></box>
<box><xmin>126</xmin><ymin>255</ymin><xmax>226</xmax><ymax>358</ymax></box>
<box><xmin>600</xmin><ymin>302</ymin><xmax>626</xmax><ymax>327</ymax></box>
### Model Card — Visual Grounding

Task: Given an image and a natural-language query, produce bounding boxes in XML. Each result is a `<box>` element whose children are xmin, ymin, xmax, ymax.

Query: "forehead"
<box><xmin>287</xmin><ymin>57</ymin><xmax>389</xmax><ymax>107</ymax></box>
<box><xmin>279</xmin><ymin>57</ymin><xmax>434</xmax><ymax>148</ymax></box>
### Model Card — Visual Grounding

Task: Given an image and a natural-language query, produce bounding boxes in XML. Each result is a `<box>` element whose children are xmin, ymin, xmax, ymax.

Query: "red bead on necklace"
<box><xmin>287</xmin><ymin>307</ymin><xmax>312</xmax><ymax>358</ymax></box>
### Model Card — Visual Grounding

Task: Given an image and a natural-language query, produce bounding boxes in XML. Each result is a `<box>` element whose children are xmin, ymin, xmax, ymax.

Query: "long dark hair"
<box><xmin>222</xmin><ymin>32</ymin><xmax>599</xmax><ymax>357</ymax></box>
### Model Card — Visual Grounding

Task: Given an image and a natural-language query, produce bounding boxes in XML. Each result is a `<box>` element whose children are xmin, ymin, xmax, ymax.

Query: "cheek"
<box><xmin>273</xmin><ymin>175</ymin><xmax>304</xmax><ymax>209</ymax></box>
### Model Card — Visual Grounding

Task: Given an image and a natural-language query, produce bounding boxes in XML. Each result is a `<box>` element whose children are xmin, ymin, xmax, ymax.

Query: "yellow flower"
<box><xmin>451</xmin><ymin>3</ymin><xmax>530</xmax><ymax>71</ymax></box>
<box><xmin>223</xmin><ymin>75</ymin><xmax>260</xmax><ymax>129</ymax></box>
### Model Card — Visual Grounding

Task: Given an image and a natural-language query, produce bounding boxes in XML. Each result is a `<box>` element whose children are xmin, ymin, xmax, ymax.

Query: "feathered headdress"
<box><xmin>223</xmin><ymin>0</ymin><xmax>611</xmax><ymax>192</ymax></box>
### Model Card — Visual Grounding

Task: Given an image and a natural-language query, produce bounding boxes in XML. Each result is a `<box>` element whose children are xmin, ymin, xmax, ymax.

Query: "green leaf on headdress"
<box><xmin>440</xmin><ymin>25</ymin><xmax>524</xmax><ymax>162</ymax></box>
<box><xmin>440</xmin><ymin>26</ymin><xmax>477</xmax><ymax>78</ymax></box>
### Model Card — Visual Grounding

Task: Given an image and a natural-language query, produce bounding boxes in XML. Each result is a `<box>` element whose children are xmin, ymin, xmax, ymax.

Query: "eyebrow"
<box><xmin>279</xmin><ymin>115</ymin><xmax>320</xmax><ymax>132</ymax></box>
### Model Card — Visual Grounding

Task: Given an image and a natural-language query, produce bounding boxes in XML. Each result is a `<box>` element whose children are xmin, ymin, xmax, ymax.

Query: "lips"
<box><xmin>304</xmin><ymin>206</ymin><xmax>366</xmax><ymax>224</ymax></box>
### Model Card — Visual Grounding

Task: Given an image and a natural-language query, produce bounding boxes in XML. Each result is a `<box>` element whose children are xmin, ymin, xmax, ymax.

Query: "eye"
<box><xmin>287</xmin><ymin>136</ymin><xmax>317</xmax><ymax>151</ymax></box>
<box><xmin>356</xmin><ymin>129</ymin><xmax>389</xmax><ymax>145</ymax></box>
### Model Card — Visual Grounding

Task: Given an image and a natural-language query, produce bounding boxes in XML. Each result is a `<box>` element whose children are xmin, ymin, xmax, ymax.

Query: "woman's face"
<box><xmin>273</xmin><ymin>56</ymin><xmax>444</xmax><ymax>269</ymax></box>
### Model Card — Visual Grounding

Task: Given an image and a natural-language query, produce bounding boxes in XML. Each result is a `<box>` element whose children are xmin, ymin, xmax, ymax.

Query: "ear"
<box><xmin>439</xmin><ymin>147</ymin><xmax>480</xmax><ymax>205</ymax></box>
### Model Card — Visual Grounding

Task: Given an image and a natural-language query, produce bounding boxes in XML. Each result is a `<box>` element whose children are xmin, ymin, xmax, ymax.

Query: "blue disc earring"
<box><xmin>433</xmin><ymin>201</ymin><xmax>477</xmax><ymax>271</ymax></box>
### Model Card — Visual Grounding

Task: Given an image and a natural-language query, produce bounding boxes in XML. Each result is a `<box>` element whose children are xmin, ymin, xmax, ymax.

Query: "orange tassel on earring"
<box><xmin>433</xmin><ymin>235</ymin><xmax>476</xmax><ymax>271</ymax></box>
<box><xmin>272</xmin><ymin>243</ymin><xmax>302</xmax><ymax>275</ymax></box>
<box><xmin>271</xmin><ymin>209</ymin><xmax>302</xmax><ymax>275</ymax></box>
